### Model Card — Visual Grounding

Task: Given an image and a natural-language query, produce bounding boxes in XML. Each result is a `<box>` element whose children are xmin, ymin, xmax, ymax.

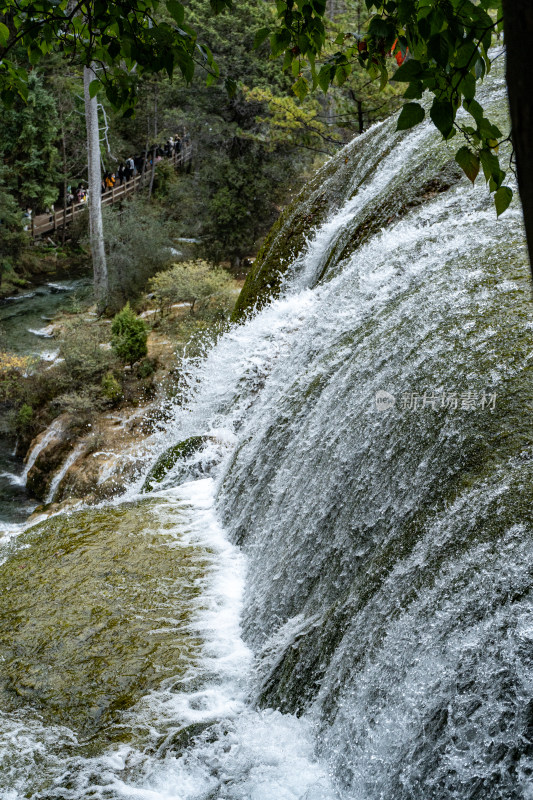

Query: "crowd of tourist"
<box><xmin>23</xmin><ymin>132</ymin><xmax>191</xmax><ymax>230</ymax></box>
<box><xmin>100</xmin><ymin>133</ymin><xmax>189</xmax><ymax>196</ymax></box>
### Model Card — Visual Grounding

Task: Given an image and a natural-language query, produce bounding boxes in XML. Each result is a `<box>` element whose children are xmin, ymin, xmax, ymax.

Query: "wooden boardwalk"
<box><xmin>31</xmin><ymin>144</ymin><xmax>192</xmax><ymax>239</ymax></box>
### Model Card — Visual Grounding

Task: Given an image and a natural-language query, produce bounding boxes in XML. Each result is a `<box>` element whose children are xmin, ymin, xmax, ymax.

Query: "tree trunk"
<box><xmin>60</xmin><ymin>112</ymin><xmax>67</xmax><ymax>247</ymax></box>
<box><xmin>357</xmin><ymin>99</ymin><xmax>364</xmax><ymax>135</ymax></box>
<box><xmin>83</xmin><ymin>64</ymin><xmax>108</xmax><ymax>312</ymax></box>
<box><xmin>502</xmin><ymin>0</ymin><xmax>533</xmax><ymax>277</ymax></box>
<box><xmin>326</xmin><ymin>0</ymin><xmax>345</xmax><ymax>20</ymax></box>
<box><xmin>148</xmin><ymin>87</ymin><xmax>158</xmax><ymax>200</ymax></box>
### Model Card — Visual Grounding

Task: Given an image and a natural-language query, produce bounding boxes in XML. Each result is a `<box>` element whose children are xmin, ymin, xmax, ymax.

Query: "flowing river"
<box><xmin>0</xmin><ymin>58</ymin><xmax>531</xmax><ymax>799</ymax></box>
<box><xmin>0</xmin><ymin>278</ymin><xmax>93</xmax><ymax>523</ymax></box>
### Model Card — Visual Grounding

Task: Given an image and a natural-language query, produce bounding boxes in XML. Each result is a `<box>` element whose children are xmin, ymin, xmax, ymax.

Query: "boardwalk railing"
<box><xmin>31</xmin><ymin>143</ymin><xmax>192</xmax><ymax>239</ymax></box>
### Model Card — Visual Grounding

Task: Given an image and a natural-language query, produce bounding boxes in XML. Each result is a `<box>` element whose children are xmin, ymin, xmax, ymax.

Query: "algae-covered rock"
<box><xmin>0</xmin><ymin>499</ymin><xmax>207</xmax><ymax>739</ymax></box>
<box><xmin>142</xmin><ymin>435</ymin><xmax>209</xmax><ymax>493</ymax></box>
<box><xmin>25</xmin><ymin>418</ymin><xmax>72</xmax><ymax>500</ymax></box>
<box><xmin>231</xmin><ymin>115</ymin><xmax>463</xmax><ymax>322</ymax></box>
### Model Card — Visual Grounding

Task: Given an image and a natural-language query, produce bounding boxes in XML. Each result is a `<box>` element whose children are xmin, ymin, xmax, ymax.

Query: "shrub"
<box><xmin>101</xmin><ymin>371</ymin><xmax>122</xmax><ymax>403</ymax></box>
<box><xmin>136</xmin><ymin>357</ymin><xmax>157</xmax><ymax>379</ymax></box>
<box><xmin>103</xmin><ymin>199</ymin><xmax>174</xmax><ymax>312</ymax></box>
<box><xmin>16</xmin><ymin>403</ymin><xmax>34</xmax><ymax>433</ymax></box>
<box><xmin>54</xmin><ymin>389</ymin><xmax>96</xmax><ymax>429</ymax></box>
<box><xmin>58</xmin><ymin>319</ymin><xmax>114</xmax><ymax>383</ymax></box>
<box><xmin>111</xmin><ymin>303</ymin><xmax>148</xmax><ymax>366</ymax></box>
<box><xmin>149</xmin><ymin>260</ymin><xmax>236</xmax><ymax>316</ymax></box>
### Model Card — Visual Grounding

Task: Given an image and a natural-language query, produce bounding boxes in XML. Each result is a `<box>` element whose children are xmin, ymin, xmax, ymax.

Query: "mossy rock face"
<box><xmin>26</xmin><ymin>435</ymin><xmax>72</xmax><ymax>501</ymax></box>
<box><xmin>142</xmin><ymin>435</ymin><xmax>209</xmax><ymax>493</ymax></box>
<box><xmin>0</xmin><ymin>499</ymin><xmax>207</xmax><ymax>740</ymax></box>
<box><xmin>232</xmin><ymin>118</ymin><xmax>463</xmax><ymax>321</ymax></box>
<box><xmin>231</xmin><ymin>133</ymin><xmax>384</xmax><ymax>322</ymax></box>
<box><xmin>231</xmin><ymin>190</ymin><xmax>330</xmax><ymax>321</ymax></box>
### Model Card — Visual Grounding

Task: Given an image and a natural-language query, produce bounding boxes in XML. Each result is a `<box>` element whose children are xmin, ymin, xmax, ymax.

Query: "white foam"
<box><xmin>45</xmin><ymin>441</ymin><xmax>85</xmax><ymax>504</ymax></box>
<box><xmin>27</xmin><ymin>325</ymin><xmax>56</xmax><ymax>338</ymax></box>
<box><xmin>0</xmin><ymin>480</ymin><xmax>337</xmax><ymax>798</ymax></box>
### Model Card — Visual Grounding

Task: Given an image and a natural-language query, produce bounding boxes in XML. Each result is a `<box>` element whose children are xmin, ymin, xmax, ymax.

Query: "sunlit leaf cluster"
<box><xmin>262</xmin><ymin>0</ymin><xmax>512</xmax><ymax>216</ymax></box>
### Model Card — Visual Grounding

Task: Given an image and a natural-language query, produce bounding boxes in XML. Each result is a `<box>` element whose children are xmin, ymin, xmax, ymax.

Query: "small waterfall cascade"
<box><xmin>0</xmin><ymin>56</ymin><xmax>532</xmax><ymax>799</ymax></box>
<box><xmin>21</xmin><ymin>417</ymin><xmax>63</xmax><ymax>484</ymax></box>
<box><xmin>44</xmin><ymin>441</ymin><xmax>85</xmax><ymax>504</ymax></box>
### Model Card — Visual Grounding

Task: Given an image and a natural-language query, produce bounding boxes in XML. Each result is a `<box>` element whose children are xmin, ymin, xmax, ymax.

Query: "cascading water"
<box><xmin>0</xmin><ymin>57</ymin><xmax>532</xmax><ymax>799</ymax></box>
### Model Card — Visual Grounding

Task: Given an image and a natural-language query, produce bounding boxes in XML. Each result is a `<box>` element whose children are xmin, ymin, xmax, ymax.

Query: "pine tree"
<box><xmin>0</xmin><ymin>72</ymin><xmax>60</xmax><ymax>212</ymax></box>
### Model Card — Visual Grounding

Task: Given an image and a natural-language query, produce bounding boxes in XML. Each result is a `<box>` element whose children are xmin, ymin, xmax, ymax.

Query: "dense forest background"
<box><xmin>0</xmin><ymin>0</ymin><xmax>401</xmax><ymax>304</ymax></box>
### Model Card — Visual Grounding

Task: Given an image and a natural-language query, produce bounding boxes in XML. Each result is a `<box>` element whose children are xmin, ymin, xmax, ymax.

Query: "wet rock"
<box><xmin>25</xmin><ymin>416</ymin><xmax>73</xmax><ymax>500</ymax></box>
<box><xmin>0</xmin><ymin>500</ymin><xmax>207</xmax><ymax>740</ymax></box>
<box><xmin>142</xmin><ymin>435</ymin><xmax>210</xmax><ymax>493</ymax></box>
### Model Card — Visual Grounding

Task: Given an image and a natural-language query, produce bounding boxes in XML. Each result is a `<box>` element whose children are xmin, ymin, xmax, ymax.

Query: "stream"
<box><xmin>0</xmin><ymin>277</ymin><xmax>92</xmax><ymax>357</ymax></box>
<box><xmin>0</xmin><ymin>277</ymin><xmax>93</xmax><ymax>523</ymax></box>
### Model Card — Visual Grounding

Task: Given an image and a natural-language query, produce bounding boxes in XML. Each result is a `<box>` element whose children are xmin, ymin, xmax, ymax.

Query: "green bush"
<box><xmin>101</xmin><ymin>371</ymin><xmax>122</xmax><ymax>403</ymax></box>
<box><xmin>136</xmin><ymin>358</ymin><xmax>157</xmax><ymax>379</ymax></box>
<box><xmin>16</xmin><ymin>403</ymin><xmax>34</xmax><ymax>433</ymax></box>
<box><xmin>103</xmin><ymin>199</ymin><xmax>174</xmax><ymax>312</ymax></box>
<box><xmin>111</xmin><ymin>303</ymin><xmax>148</xmax><ymax>366</ymax></box>
<box><xmin>58</xmin><ymin>319</ymin><xmax>114</xmax><ymax>383</ymax></box>
<box><xmin>54</xmin><ymin>389</ymin><xmax>96</xmax><ymax>430</ymax></box>
<box><xmin>149</xmin><ymin>259</ymin><xmax>236</xmax><ymax>316</ymax></box>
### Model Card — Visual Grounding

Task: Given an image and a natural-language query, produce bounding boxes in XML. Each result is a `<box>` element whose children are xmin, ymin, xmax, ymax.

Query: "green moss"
<box><xmin>0</xmin><ymin>499</ymin><xmax>207</xmax><ymax>743</ymax></box>
<box><xmin>142</xmin><ymin>435</ymin><xmax>209</xmax><ymax>492</ymax></box>
<box><xmin>231</xmin><ymin>190</ymin><xmax>329</xmax><ymax>321</ymax></box>
<box><xmin>232</xmin><ymin>125</ymin><xmax>464</xmax><ymax>322</ymax></box>
<box><xmin>231</xmin><ymin>129</ymin><xmax>383</xmax><ymax>322</ymax></box>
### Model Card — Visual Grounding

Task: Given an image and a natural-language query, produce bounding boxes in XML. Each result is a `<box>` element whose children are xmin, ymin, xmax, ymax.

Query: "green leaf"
<box><xmin>494</xmin><ymin>186</ymin><xmax>513</xmax><ymax>217</ymax></box>
<box><xmin>464</xmin><ymin>98</ymin><xmax>484</xmax><ymax>126</ymax></box>
<box><xmin>254</xmin><ymin>27</ymin><xmax>271</xmax><ymax>49</ymax></box>
<box><xmin>391</xmin><ymin>59</ymin><xmax>423</xmax><ymax>82</ymax></box>
<box><xmin>454</xmin><ymin>146</ymin><xmax>480</xmax><ymax>184</ymax></box>
<box><xmin>368</xmin><ymin>15</ymin><xmax>394</xmax><ymax>38</ymax></box>
<box><xmin>396</xmin><ymin>102</ymin><xmax>425</xmax><ymax>131</ymax></box>
<box><xmin>403</xmin><ymin>81</ymin><xmax>424</xmax><ymax>100</ymax></box>
<box><xmin>27</xmin><ymin>45</ymin><xmax>41</xmax><ymax>65</ymax></box>
<box><xmin>460</xmin><ymin>72</ymin><xmax>476</xmax><ymax>101</ymax></box>
<box><xmin>430</xmin><ymin>99</ymin><xmax>454</xmax><ymax>138</ymax></box>
<box><xmin>292</xmin><ymin>75</ymin><xmax>309</xmax><ymax>101</ymax></box>
<box><xmin>317</xmin><ymin>64</ymin><xmax>332</xmax><ymax>93</ymax></box>
<box><xmin>335</xmin><ymin>62</ymin><xmax>351</xmax><ymax>86</ymax></box>
<box><xmin>0</xmin><ymin>22</ymin><xmax>9</xmax><ymax>47</ymax></box>
<box><xmin>479</xmin><ymin>148</ymin><xmax>502</xmax><ymax>185</ymax></box>
<box><xmin>224</xmin><ymin>76</ymin><xmax>237</xmax><ymax>98</ymax></box>
<box><xmin>427</xmin><ymin>33</ymin><xmax>449</xmax><ymax>67</ymax></box>
<box><xmin>270</xmin><ymin>30</ymin><xmax>291</xmax><ymax>57</ymax></box>
<box><xmin>166</xmin><ymin>0</ymin><xmax>184</xmax><ymax>24</ymax></box>
<box><xmin>89</xmin><ymin>79</ymin><xmax>100</xmax><ymax>98</ymax></box>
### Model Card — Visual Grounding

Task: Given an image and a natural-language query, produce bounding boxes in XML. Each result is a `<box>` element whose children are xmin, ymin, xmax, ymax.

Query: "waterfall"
<box><xmin>44</xmin><ymin>441</ymin><xmax>85</xmax><ymax>504</ymax></box>
<box><xmin>20</xmin><ymin>418</ymin><xmax>63</xmax><ymax>484</ymax></box>
<box><xmin>209</xmin><ymin>64</ymin><xmax>533</xmax><ymax>799</ymax></box>
<box><xmin>1</xmin><ymin>57</ymin><xmax>532</xmax><ymax>799</ymax></box>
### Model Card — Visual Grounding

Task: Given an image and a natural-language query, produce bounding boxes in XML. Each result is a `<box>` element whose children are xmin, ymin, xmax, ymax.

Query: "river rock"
<box><xmin>25</xmin><ymin>415</ymin><xmax>73</xmax><ymax>500</ymax></box>
<box><xmin>0</xmin><ymin>499</ymin><xmax>207</xmax><ymax>740</ymax></box>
